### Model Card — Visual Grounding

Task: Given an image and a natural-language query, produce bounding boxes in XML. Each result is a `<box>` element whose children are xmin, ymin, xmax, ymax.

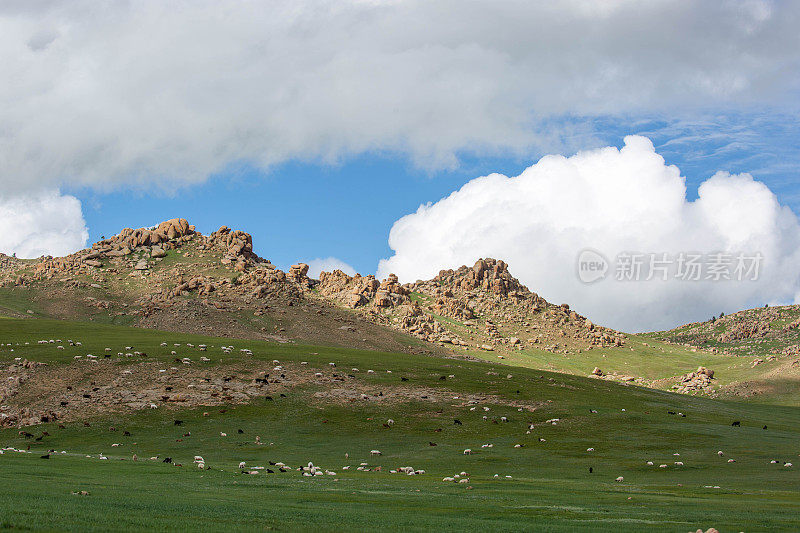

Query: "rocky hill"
<box><xmin>648</xmin><ymin>304</ymin><xmax>800</xmax><ymax>359</ymax></box>
<box><xmin>0</xmin><ymin>219</ymin><xmax>624</xmax><ymax>360</ymax></box>
<box><xmin>318</xmin><ymin>258</ymin><xmax>624</xmax><ymax>356</ymax></box>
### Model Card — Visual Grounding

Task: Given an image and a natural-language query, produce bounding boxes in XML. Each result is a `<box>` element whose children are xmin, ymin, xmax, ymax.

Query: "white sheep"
<box><xmin>370</xmin><ymin>450</ymin><xmax>382</xmax><ymax>456</ymax></box>
<box><xmin>239</xmin><ymin>461</ymin><xmax>246</xmax><ymax>469</ymax></box>
<box><xmin>615</xmin><ymin>476</ymin><xmax>624</xmax><ymax>482</ymax></box>
<box><xmin>463</xmin><ymin>449</ymin><xmax>472</xmax><ymax>455</ymax></box>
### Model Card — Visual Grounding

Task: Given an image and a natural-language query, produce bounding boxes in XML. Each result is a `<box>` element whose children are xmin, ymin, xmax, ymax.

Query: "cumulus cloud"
<box><xmin>0</xmin><ymin>1</ymin><xmax>798</xmax><ymax>195</ymax></box>
<box><xmin>0</xmin><ymin>190</ymin><xmax>88</xmax><ymax>258</ymax></box>
<box><xmin>304</xmin><ymin>257</ymin><xmax>357</xmax><ymax>280</ymax></box>
<box><xmin>378</xmin><ymin>136</ymin><xmax>800</xmax><ymax>332</ymax></box>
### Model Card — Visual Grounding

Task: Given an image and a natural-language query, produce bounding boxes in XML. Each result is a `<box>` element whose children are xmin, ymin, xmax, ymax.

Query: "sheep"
<box><xmin>386</xmin><ymin>419</ymin><xmax>394</xmax><ymax>426</ymax></box>
<box><xmin>675</xmin><ymin>461</ymin><xmax>684</xmax><ymax>466</ymax></box>
<box><xmin>615</xmin><ymin>476</ymin><xmax>624</xmax><ymax>482</ymax></box>
<box><xmin>586</xmin><ymin>448</ymin><xmax>595</xmax><ymax>452</ymax></box>
<box><xmin>239</xmin><ymin>461</ymin><xmax>246</xmax><ymax>469</ymax></box>
<box><xmin>785</xmin><ymin>462</ymin><xmax>793</xmax><ymax>467</ymax></box>
<box><xmin>194</xmin><ymin>456</ymin><xmax>204</xmax><ymax>463</ymax></box>
<box><xmin>463</xmin><ymin>449</ymin><xmax>472</xmax><ymax>455</ymax></box>
<box><xmin>197</xmin><ymin>462</ymin><xmax>205</xmax><ymax>469</ymax></box>
<box><xmin>370</xmin><ymin>450</ymin><xmax>382</xmax><ymax>456</ymax></box>
<box><xmin>717</xmin><ymin>451</ymin><xmax>724</xmax><ymax>456</ymax></box>
<box><xmin>646</xmin><ymin>461</ymin><xmax>654</xmax><ymax>466</ymax></box>
<box><xmin>220</xmin><ymin>432</ymin><xmax>227</xmax><ymax>437</ymax></box>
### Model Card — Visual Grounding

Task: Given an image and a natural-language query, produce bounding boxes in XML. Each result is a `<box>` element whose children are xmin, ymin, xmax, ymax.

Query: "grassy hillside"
<box><xmin>1</xmin><ymin>319</ymin><xmax>799</xmax><ymax>531</ymax></box>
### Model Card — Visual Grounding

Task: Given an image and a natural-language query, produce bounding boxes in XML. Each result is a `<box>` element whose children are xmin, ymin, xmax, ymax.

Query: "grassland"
<box><xmin>1</xmin><ymin>319</ymin><xmax>799</xmax><ymax>531</ymax></box>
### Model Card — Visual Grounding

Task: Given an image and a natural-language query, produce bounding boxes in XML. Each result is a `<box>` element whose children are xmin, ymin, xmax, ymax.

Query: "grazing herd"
<box><xmin>0</xmin><ymin>333</ymin><xmax>796</xmax><ymax>533</ymax></box>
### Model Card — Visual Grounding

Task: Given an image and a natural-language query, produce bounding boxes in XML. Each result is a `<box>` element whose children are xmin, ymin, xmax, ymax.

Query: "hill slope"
<box><xmin>2</xmin><ymin>218</ymin><xmax>800</xmax><ymax>405</ymax></box>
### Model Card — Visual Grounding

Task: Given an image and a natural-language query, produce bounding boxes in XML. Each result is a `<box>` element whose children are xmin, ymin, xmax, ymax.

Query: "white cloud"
<box><xmin>0</xmin><ymin>190</ymin><xmax>88</xmax><ymax>258</ymax></box>
<box><xmin>378</xmin><ymin>136</ymin><xmax>800</xmax><ymax>332</ymax></box>
<box><xmin>304</xmin><ymin>257</ymin><xmax>357</xmax><ymax>279</ymax></box>
<box><xmin>0</xmin><ymin>1</ymin><xmax>798</xmax><ymax>194</ymax></box>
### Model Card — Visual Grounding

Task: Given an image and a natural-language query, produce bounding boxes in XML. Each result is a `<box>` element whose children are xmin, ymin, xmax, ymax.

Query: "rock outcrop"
<box><xmin>674</xmin><ymin>366</ymin><xmax>715</xmax><ymax>394</ymax></box>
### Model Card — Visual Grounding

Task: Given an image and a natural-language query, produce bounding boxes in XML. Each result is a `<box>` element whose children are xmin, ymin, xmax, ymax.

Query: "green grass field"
<box><xmin>1</xmin><ymin>319</ymin><xmax>799</xmax><ymax>531</ymax></box>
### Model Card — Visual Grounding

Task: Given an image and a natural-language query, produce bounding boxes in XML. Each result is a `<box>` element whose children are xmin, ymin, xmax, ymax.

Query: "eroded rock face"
<box><xmin>674</xmin><ymin>366</ymin><xmax>715</xmax><ymax>394</ymax></box>
<box><xmin>27</xmin><ymin>219</ymin><xmax>195</xmax><ymax>280</ymax></box>
<box><xmin>318</xmin><ymin>271</ymin><xmax>403</xmax><ymax>309</ymax></box>
<box><xmin>411</xmin><ymin>258</ymin><xmax>625</xmax><ymax>351</ymax></box>
<box><xmin>287</xmin><ymin>263</ymin><xmax>311</xmax><ymax>286</ymax></box>
<box><xmin>207</xmin><ymin>225</ymin><xmax>260</xmax><ymax>270</ymax></box>
<box><xmin>437</xmin><ymin>259</ymin><xmax>522</xmax><ymax>296</ymax></box>
<box><xmin>314</xmin><ymin>257</ymin><xmax>625</xmax><ymax>354</ymax></box>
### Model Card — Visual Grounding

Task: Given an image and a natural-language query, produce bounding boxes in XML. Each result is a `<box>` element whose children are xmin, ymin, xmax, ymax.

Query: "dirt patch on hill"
<box><xmin>0</xmin><ymin>358</ymin><xmax>541</xmax><ymax>428</ymax></box>
<box><xmin>312</xmin><ymin>385</ymin><xmax>545</xmax><ymax>412</ymax></box>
